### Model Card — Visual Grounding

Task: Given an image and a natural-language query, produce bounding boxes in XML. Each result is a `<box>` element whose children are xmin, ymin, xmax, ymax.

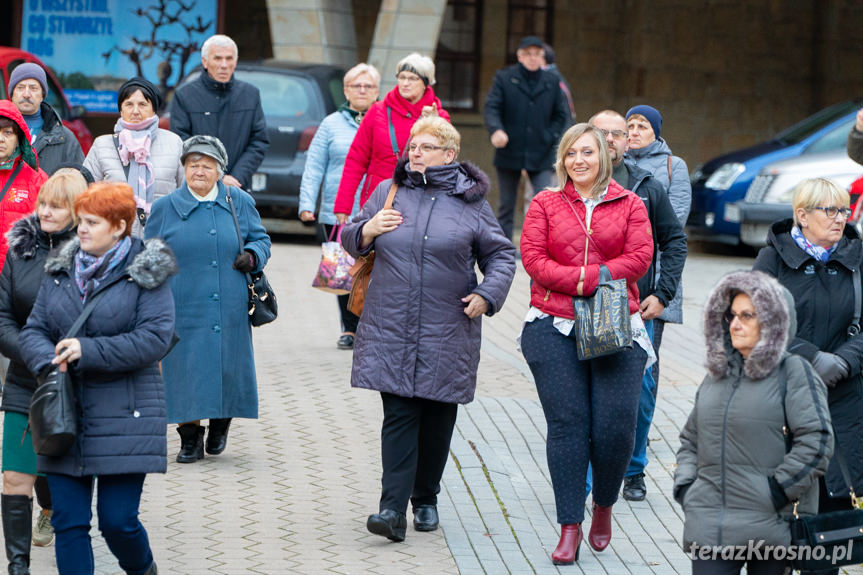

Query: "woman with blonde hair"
<box><xmin>333</xmin><ymin>53</ymin><xmax>450</xmax><ymax>223</ymax></box>
<box><xmin>754</xmin><ymin>177</ymin><xmax>863</xmax><ymax>575</ymax></box>
<box><xmin>0</xmin><ymin>168</ymin><xmax>87</xmax><ymax>573</ymax></box>
<box><xmin>342</xmin><ymin>116</ymin><xmax>515</xmax><ymax>542</ymax></box>
<box><xmin>299</xmin><ymin>63</ymin><xmax>381</xmax><ymax>349</ymax></box>
<box><xmin>520</xmin><ymin>123</ymin><xmax>653</xmax><ymax>564</ymax></box>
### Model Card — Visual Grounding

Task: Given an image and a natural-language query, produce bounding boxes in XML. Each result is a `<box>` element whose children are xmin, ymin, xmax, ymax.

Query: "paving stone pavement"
<box><xmin>6</xmin><ymin>240</ymin><xmax>863</xmax><ymax>574</ymax></box>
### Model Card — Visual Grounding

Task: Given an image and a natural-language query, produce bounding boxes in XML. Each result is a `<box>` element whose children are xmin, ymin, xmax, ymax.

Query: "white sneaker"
<box><xmin>32</xmin><ymin>511</ymin><xmax>54</xmax><ymax>547</ymax></box>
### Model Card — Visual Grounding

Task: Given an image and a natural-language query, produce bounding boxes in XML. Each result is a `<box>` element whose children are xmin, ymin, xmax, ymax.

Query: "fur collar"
<box><xmin>5</xmin><ymin>214</ymin><xmax>76</xmax><ymax>260</ymax></box>
<box><xmin>703</xmin><ymin>270</ymin><xmax>793</xmax><ymax>380</ymax></box>
<box><xmin>393</xmin><ymin>157</ymin><xmax>490</xmax><ymax>203</ymax></box>
<box><xmin>45</xmin><ymin>237</ymin><xmax>177</xmax><ymax>290</ymax></box>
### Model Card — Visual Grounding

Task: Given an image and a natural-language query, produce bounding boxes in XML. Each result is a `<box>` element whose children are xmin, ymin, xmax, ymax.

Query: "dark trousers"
<box><xmin>35</xmin><ymin>475</ymin><xmax>52</xmax><ymax>510</ymax></box>
<box><xmin>317</xmin><ymin>223</ymin><xmax>359</xmax><ymax>333</ymax></box>
<box><xmin>691</xmin><ymin>558</ymin><xmax>788</xmax><ymax>575</ymax></box>
<box><xmin>651</xmin><ymin>318</ymin><xmax>666</xmax><ymax>385</ymax></box>
<box><xmin>379</xmin><ymin>392</ymin><xmax>458</xmax><ymax>514</ymax></box>
<box><xmin>521</xmin><ymin>316</ymin><xmax>645</xmax><ymax>523</ymax></box>
<box><xmin>495</xmin><ymin>167</ymin><xmax>554</xmax><ymax>240</ymax></box>
<box><xmin>47</xmin><ymin>473</ymin><xmax>154</xmax><ymax>575</ymax></box>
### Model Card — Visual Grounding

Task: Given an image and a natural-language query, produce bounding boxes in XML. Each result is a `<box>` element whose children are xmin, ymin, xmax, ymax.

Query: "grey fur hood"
<box><xmin>703</xmin><ymin>270</ymin><xmax>796</xmax><ymax>380</ymax></box>
<box><xmin>45</xmin><ymin>237</ymin><xmax>177</xmax><ymax>290</ymax></box>
<box><xmin>393</xmin><ymin>157</ymin><xmax>490</xmax><ymax>203</ymax></box>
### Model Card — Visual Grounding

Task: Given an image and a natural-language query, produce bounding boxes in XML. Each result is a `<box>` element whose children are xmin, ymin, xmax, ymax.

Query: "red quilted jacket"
<box><xmin>333</xmin><ymin>86</ymin><xmax>449</xmax><ymax>214</ymax></box>
<box><xmin>520</xmin><ymin>179</ymin><xmax>653</xmax><ymax>318</ymax></box>
<box><xmin>0</xmin><ymin>101</ymin><xmax>46</xmax><ymax>270</ymax></box>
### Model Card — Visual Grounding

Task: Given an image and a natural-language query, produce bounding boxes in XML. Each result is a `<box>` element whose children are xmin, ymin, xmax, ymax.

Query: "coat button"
<box><xmin>424</xmin><ymin>235</ymin><xmax>428</xmax><ymax>240</ymax></box>
<box><xmin>211</xmin><ymin>260</ymin><xmax>218</xmax><ymax>267</ymax></box>
<box><xmin>133</xmin><ymin>410</ymin><xmax>140</xmax><ymax>418</ymax></box>
<box><xmin>213</xmin><ymin>325</ymin><xmax>221</xmax><ymax>332</ymax></box>
<box><xmin>210</xmin><ymin>229</ymin><xmax>217</xmax><ymax>235</ymax></box>
<box><xmin>212</xmin><ymin>293</ymin><xmax>219</xmax><ymax>300</ymax></box>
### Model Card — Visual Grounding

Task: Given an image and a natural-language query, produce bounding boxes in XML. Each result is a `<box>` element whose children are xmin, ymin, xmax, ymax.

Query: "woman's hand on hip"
<box><xmin>462</xmin><ymin>293</ymin><xmax>489</xmax><ymax>318</ymax></box>
<box><xmin>52</xmin><ymin>338</ymin><xmax>82</xmax><ymax>366</ymax></box>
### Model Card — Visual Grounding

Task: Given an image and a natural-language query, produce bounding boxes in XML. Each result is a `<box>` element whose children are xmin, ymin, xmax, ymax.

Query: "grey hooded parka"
<box><xmin>673</xmin><ymin>270</ymin><xmax>833</xmax><ymax>550</ymax></box>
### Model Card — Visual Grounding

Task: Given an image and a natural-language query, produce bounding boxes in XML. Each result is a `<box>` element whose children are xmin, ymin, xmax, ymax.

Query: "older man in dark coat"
<box><xmin>170</xmin><ymin>34</ymin><xmax>268</xmax><ymax>190</ymax></box>
<box><xmin>483</xmin><ymin>36</ymin><xmax>570</xmax><ymax>240</ymax></box>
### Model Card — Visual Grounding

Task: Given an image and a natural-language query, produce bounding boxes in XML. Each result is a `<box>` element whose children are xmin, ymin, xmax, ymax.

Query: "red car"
<box><xmin>0</xmin><ymin>46</ymin><xmax>93</xmax><ymax>154</ymax></box>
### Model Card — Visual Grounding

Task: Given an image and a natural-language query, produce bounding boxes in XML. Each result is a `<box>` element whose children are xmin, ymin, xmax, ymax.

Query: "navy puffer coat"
<box><xmin>20</xmin><ymin>237</ymin><xmax>177</xmax><ymax>476</ymax></box>
<box><xmin>341</xmin><ymin>159</ymin><xmax>516</xmax><ymax>404</ymax></box>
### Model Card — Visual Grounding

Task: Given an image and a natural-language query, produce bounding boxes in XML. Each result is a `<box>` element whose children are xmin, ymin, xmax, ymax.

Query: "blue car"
<box><xmin>688</xmin><ymin>99</ymin><xmax>863</xmax><ymax>244</ymax></box>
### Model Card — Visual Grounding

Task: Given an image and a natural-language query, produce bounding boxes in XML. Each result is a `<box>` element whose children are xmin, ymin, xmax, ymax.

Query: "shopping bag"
<box><xmin>312</xmin><ymin>225</ymin><xmax>355</xmax><ymax>295</ymax></box>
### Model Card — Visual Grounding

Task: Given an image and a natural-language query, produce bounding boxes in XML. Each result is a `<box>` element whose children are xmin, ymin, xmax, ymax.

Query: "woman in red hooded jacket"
<box><xmin>0</xmin><ymin>100</ymin><xmax>47</xmax><ymax>269</ymax></box>
<box><xmin>519</xmin><ymin>123</ymin><xmax>653</xmax><ymax>566</ymax></box>
<box><xmin>334</xmin><ymin>53</ymin><xmax>449</xmax><ymax>222</ymax></box>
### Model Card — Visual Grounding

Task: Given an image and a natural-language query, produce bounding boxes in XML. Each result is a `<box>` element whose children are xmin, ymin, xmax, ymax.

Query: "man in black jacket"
<box><xmin>483</xmin><ymin>36</ymin><xmax>570</xmax><ymax>240</ymax></box>
<box><xmin>590</xmin><ymin>110</ymin><xmax>688</xmax><ymax>501</ymax></box>
<box><xmin>9</xmin><ymin>63</ymin><xmax>84</xmax><ymax>175</ymax></box>
<box><xmin>170</xmin><ymin>34</ymin><xmax>268</xmax><ymax>190</ymax></box>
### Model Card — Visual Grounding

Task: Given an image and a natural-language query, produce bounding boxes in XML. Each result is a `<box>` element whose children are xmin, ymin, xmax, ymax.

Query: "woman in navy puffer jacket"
<box><xmin>20</xmin><ymin>182</ymin><xmax>176</xmax><ymax>575</ymax></box>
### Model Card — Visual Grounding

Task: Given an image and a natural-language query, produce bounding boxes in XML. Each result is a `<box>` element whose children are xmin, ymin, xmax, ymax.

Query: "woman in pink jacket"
<box><xmin>334</xmin><ymin>53</ymin><xmax>450</xmax><ymax>223</ymax></box>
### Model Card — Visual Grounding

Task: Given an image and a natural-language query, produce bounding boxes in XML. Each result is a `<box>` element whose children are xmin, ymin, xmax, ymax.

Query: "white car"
<box><xmin>735</xmin><ymin>149</ymin><xmax>863</xmax><ymax>247</ymax></box>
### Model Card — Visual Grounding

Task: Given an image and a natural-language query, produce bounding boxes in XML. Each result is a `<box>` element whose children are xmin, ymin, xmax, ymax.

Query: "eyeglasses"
<box><xmin>347</xmin><ymin>83</ymin><xmax>376</xmax><ymax>91</ymax></box>
<box><xmin>811</xmin><ymin>206</ymin><xmax>852</xmax><ymax>220</ymax></box>
<box><xmin>598</xmin><ymin>128</ymin><xmax>627</xmax><ymax>140</ymax></box>
<box><xmin>397</xmin><ymin>74</ymin><xmax>422</xmax><ymax>83</ymax></box>
<box><xmin>408</xmin><ymin>143</ymin><xmax>443</xmax><ymax>153</ymax></box>
<box><xmin>723</xmin><ymin>310</ymin><xmax>758</xmax><ymax>324</ymax></box>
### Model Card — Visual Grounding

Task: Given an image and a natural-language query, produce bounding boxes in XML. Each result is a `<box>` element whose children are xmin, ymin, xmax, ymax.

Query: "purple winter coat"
<box><xmin>342</xmin><ymin>159</ymin><xmax>516</xmax><ymax>404</ymax></box>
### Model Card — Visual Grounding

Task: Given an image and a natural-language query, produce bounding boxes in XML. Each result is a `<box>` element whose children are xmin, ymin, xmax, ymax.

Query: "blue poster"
<box><xmin>21</xmin><ymin>0</ymin><xmax>217</xmax><ymax>112</ymax></box>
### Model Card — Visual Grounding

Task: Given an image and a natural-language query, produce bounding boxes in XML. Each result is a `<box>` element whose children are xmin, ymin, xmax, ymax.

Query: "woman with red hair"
<box><xmin>20</xmin><ymin>182</ymin><xmax>177</xmax><ymax>575</ymax></box>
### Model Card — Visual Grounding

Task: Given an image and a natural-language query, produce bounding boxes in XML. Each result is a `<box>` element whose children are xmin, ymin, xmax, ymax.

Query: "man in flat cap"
<box><xmin>9</xmin><ymin>62</ymin><xmax>83</xmax><ymax>175</ymax></box>
<box><xmin>483</xmin><ymin>36</ymin><xmax>570</xmax><ymax>241</ymax></box>
<box><xmin>170</xmin><ymin>34</ymin><xmax>268</xmax><ymax>191</ymax></box>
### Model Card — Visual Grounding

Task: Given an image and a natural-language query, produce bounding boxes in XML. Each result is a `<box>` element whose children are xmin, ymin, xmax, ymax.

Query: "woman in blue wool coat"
<box><xmin>20</xmin><ymin>182</ymin><xmax>176</xmax><ymax>575</ymax></box>
<box><xmin>145</xmin><ymin>135</ymin><xmax>271</xmax><ymax>464</ymax></box>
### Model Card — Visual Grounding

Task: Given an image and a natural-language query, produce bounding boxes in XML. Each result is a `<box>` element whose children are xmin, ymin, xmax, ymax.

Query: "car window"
<box><xmin>804</xmin><ymin>116</ymin><xmax>857</xmax><ymax>155</ymax></box>
<box><xmin>235</xmin><ymin>70</ymin><xmax>323</xmax><ymax>120</ymax></box>
<box><xmin>776</xmin><ymin>100</ymin><xmax>860</xmax><ymax>145</ymax></box>
<box><xmin>329</xmin><ymin>77</ymin><xmax>346</xmax><ymax>109</ymax></box>
<box><xmin>8</xmin><ymin>60</ymin><xmax>68</xmax><ymax>120</ymax></box>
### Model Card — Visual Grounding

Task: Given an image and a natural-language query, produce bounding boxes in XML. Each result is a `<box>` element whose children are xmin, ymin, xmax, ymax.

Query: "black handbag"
<box><xmin>29</xmin><ymin>291</ymin><xmax>105</xmax><ymax>457</ymax></box>
<box><xmin>572</xmin><ymin>265</ymin><xmax>632</xmax><ymax>360</ymax></box>
<box><xmin>778</xmin><ymin>358</ymin><xmax>863</xmax><ymax>570</ymax></box>
<box><xmin>225</xmin><ymin>189</ymin><xmax>277</xmax><ymax>326</ymax></box>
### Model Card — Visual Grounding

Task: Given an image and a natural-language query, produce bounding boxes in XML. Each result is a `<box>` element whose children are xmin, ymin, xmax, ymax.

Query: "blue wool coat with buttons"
<box><xmin>145</xmin><ymin>181</ymin><xmax>271</xmax><ymax>423</ymax></box>
<box><xmin>19</xmin><ymin>237</ymin><xmax>177</xmax><ymax>476</ymax></box>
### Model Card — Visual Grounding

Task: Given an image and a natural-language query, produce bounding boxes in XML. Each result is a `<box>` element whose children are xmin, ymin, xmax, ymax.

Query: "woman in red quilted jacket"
<box><xmin>333</xmin><ymin>53</ymin><xmax>449</xmax><ymax>223</ymax></box>
<box><xmin>0</xmin><ymin>100</ymin><xmax>47</xmax><ymax>270</ymax></box>
<box><xmin>520</xmin><ymin>123</ymin><xmax>653</xmax><ymax>565</ymax></box>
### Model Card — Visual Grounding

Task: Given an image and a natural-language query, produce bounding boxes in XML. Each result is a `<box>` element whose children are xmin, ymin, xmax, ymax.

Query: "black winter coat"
<box><xmin>31</xmin><ymin>102</ymin><xmax>84</xmax><ymax>176</ymax></box>
<box><xmin>625</xmin><ymin>164</ymin><xmax>687</xmax><ymax>307</ymax></box>
<box><xmin>170</xmin><ymin>72</ymin><xmax>269</xmax><ymax>189</ymax></box>
<box><xmin>753</xmin><ymin>219</ymin><xmax>863</xmax><ymax>496</ymax></box>
<box><xmin>483</xmin><ymin>64</ymin><xmax>569</xmax><ymax>172</ymax></box>
<box><xmin>0</xmin><ymin>214</ymin><xmax>76</xmax><ymax>414</ymax></box>
<box><xmin>20</xmin><ymin>237</ymin><xmax>177</xmax><ymax>476</ymax></box>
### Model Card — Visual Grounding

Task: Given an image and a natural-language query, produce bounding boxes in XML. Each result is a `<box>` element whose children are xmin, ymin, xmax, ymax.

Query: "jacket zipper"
<box><xmin>718</xmin><ymin>374</ymin><xmax>741</xmax><ymax>545</ymax></box>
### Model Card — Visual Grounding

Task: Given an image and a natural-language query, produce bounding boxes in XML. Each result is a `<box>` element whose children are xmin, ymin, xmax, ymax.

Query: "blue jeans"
<box><xmin>586</xmin><ymin>320</ymin><xmax>657</xmax><ymax>495</ymax></box>
<box><xmin>47</xmin><ymin>473</ymin><xmax>154</xmax><ymax>575</ymax></box>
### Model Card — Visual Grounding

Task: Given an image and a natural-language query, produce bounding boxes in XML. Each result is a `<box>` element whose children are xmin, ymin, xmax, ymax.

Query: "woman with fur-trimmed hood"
<box><xmin>674</xmin><ymin>270</ymin><xmax>833</xmax><ymax>575</ymax></box>
<box><xmin>342</xmin><ymin>116</ymin><xmax>515</xmax><ymax>543</ymax></box>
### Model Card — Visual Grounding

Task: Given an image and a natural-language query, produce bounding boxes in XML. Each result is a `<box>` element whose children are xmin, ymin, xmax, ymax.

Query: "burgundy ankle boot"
<box><xmin>588</xmin><ymin>503</ymin><xmax>612</xmax><ymax>551</ymax></box>
<box><xmin>551</xmin><ymin>523</ymin><xmax>582</xmax><ymax>565</ymax></box>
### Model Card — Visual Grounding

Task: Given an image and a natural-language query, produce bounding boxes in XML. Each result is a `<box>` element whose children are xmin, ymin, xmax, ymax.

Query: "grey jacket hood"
<box><xmin>45</xmin><ymin>237</ymin><xmax>177</xmax><ymax>290</ymax></box>
<box><xmin>703</xmin><ymin>270</ymin><xmax>795</xmax><ymax>380</ymax></box>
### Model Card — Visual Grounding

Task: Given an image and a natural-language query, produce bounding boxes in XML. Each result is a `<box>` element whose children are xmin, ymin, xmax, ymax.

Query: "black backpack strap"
<box><xmin>0</xmin><ymin>162</ymin><xmax>24</xmax><ymax>203</ymax></box>
<box><xmin>849</xmin><ymin>266</ymin><xmax>861</xmax><ymax>337</ymax></box>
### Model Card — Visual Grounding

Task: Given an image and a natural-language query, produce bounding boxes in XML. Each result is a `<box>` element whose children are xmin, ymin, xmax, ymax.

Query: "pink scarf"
<box><xmin>114</xmin><ymin>115</ymin><xmax>159</xmax><ymax>207</ymax></box>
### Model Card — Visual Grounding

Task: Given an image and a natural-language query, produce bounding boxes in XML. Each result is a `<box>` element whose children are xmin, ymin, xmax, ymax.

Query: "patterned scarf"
<box><xmin>74</xmin><ymin>236</ymin><xmax>132</xmax><ymax>300</ymax></box>
<box><xmin>114</xmin><ymin>115</ymin><xmax>159</xmax><ymax>214</ymax></box>
<box><xmin>791</xmin><ymin>225</ymin><xmax>836</xmax><ymax>262</ymax></box>
<box><xmin>0</xmin><ymin>150</ymin><xmax>20</xmax><ymax>170</ymax></box>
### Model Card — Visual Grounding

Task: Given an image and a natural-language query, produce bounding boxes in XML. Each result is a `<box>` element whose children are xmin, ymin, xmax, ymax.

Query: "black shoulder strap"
<box><xmin>112</xmin><ymin>134</ymin><xmax>130</xmax><ymax>180</ymax></box>
<box><xmin>0</xmin><ymin>162</ymin><xmax>24</xmax><ymax>203</ymax></box>
<box><xmin>850</xmin><ymin>266</ymin><xmax>861</xmax><ymax>337</ymax></box>
<box><xmin>65</xmin><ymin>289</ymin><xmax>106</xmax><ymax>339</ymax></box>
<box><xmin>225</xmin><ymin>189</ymin><xmax>254</xmax><ymax>287</ymax></box>
<box><xmin>386</xmin><ymin>106</ymin><xmax>399</xmax><ymax>158</ymax></box>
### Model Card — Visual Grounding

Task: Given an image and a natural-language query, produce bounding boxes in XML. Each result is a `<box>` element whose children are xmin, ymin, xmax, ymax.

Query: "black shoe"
<box><xmin>366</xmin><ymin>509</ymin><xmax>407</xmax><ymax>542</ymax></box>
<box><xmin>2</xmin><ymin>493</ymin><xmax>32</xmax><ymax>574</ymax></box>
<box><xmin>413</xmin><ymin>505</ymin><xmax>439</xmax><ymax>532</ymax></box>
<box><xmin>206</xmin><ymin>418</ymin><xmax>232</xmax><ymax>455</ymax></box>
<box><xmin>622</xmin><ymin>473</ymin><xmax>646</xmax><ymax>501</ymax></box>
<box><xmin>176</xmin><ymin>425</ymin><xmax>204</xmax><ymax>463</ymax></box>
<box><xmin>337</xmin><ymin>334</ymin><xmax>354</xmax><ymax>350</ymax></box>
